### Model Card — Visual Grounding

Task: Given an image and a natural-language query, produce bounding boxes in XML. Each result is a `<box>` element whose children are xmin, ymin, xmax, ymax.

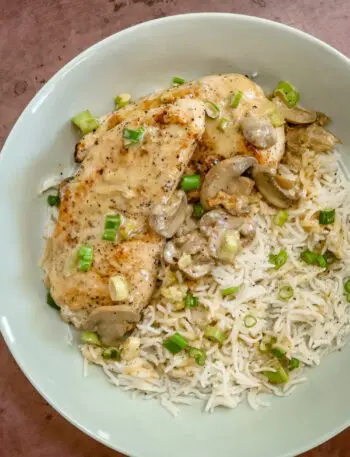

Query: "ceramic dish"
<box><xmin>1</xmin><ymin>13</ymin><xmax>349</xmax><ymax>457</ymax></box>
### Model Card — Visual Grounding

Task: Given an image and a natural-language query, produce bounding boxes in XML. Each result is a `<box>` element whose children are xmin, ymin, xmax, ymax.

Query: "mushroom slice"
<box><xmin>199</xmin><ymin>209</ymin><xmax>244</xmax><ymax>236</ymax></box>
<box><xmin>149</xmin><ymin>190</ymin><xmax>188</xmax><ymax>238</ymax></box>
<box><xmin>180</xmin><ymin>260</ymin><xmax>214</xmax><ymax>279</ymax></box>
<box><xmin>86</xmin><ymin>305</ymin><xmax>140</xmax><ymax>346</ymax></box>
<box><xmin>163</xmin><ymin>241</ymin><xmax>180</xmax><ymax>264</ymax></box>
<box><xmin>241</xmin><ymin>116</ymin><xmax>277</xmax><ymax>149</ymax></box>
<box><xmin>200</xmin><ymin>156</ymin><xmax>257</xmax><ymax>211</ymax></box>
<box><xmin>272</xmin><ymin>97</ymin><xmax>316</xmax><ymax>125</ymax></box>
<box><xmin>253</xmin><ymin>166</ymin><xmax>300</xmax><ymax>208</ymax></box>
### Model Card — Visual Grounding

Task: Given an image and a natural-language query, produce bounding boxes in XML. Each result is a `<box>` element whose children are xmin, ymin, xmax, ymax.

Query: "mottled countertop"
<box><xmin>0</xmin><ymin>1</ymin><xmax>349</xmax><ymax>456</ymax></box>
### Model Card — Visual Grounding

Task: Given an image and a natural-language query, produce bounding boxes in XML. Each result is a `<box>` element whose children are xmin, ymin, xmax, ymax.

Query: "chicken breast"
<box><xmin>76</xmin><ymin>74</ymin><xmax>285</xmax><ymax>172</ymax></box>
<box><xmin>43</xmin><ymin>98</ymin><xmax>206</xmax><ymax>344</ymax></box>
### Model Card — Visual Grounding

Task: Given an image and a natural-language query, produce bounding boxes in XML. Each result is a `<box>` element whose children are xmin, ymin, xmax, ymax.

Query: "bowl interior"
<box><xmin>0</xmin><ymin>13</ymin><xmax>349</xmax><ymax>457</ymax></box>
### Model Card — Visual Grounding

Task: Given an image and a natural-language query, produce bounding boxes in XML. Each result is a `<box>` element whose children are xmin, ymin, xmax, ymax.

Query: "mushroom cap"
<box><xmin>253</xmin><ymin>166</ymin><xmax>300</xmax><ymax>208</ymax></box>
<box><xmin>241</xmin><ymin>116</ymin><xmax>277</xmax><ymax>149</ymax></box>
<box><xmin>149</xmin><ymin>190</ymin><xmax>188</xmax><ymax>238</ymax></box>
<box><xmin>200</xmin><ymin>156</ymin><xmax>257</xmax><ymax>210</ymax></box>
<box><xmin>86</xmin><ymin>305</ymin><xmax>140</xmax><ymax>345</ymax></box>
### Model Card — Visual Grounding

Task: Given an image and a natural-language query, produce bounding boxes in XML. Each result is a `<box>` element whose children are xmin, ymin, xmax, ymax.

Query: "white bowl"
<box><xmin>1</xmin><ymin>13</ymin><xmax>349</xmax><ymax>457</ymax></box>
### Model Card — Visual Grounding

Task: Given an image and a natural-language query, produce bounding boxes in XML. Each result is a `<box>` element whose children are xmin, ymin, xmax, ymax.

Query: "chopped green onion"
<box><xmin>218</xmin><ymin>117</ymin><xmax>229</xmax><ymax>131</ymax></box>
<box><xmin>268</xmin><ymin>110</ymin><xmax>284</xmax><ymax>127</ymax></box>
<box><xmin>278</xmin><ymin>284</ymin><xmax>294</xmax><ymax>301</ymax></box>
<box><xmin>274</xmin><ymin>210</ymin><xmax>288</xmax><ymax>226</ymax></box>
<box><xmin>81</xmin><ymin>331</ymin><xmax>101</xmax><ymax>346</ymax></box>
<box><xmin>109</xmin><ymin>275</ymin><xmax>129</xmax><ymax>301</ymax></box>
<box><xmin>300</xmin><ymin>250</ymin><xmax>318</xmax><ymax>265</ymax></box>
<box><xmin>344</xmin><ymin>279</ymin><xmax>350</xmax><ymax>294</ymax></box>
<box><xmin>217</xmin><ymin>230</ymin><xmax>240</xmax><ymax>263</ymax></box>
<box><xmin>78</xmin><ymin>245</ymin><xmax>93</xmax><ymax>272</ymax></box>
<box><xmin>192</xmin><ymin>202</ymin><xmax>204</xmax><ymax>218</ymax></box>
<box><xmin>269</xmin><ymin>250</ymin><xmax>288</xmax><ymax>270</ymax></box>
<box><xmin>263</xmin><ymin>363</ymin><xmax>289</xmax><ymax>384</ymax></box>
<box><xmin>346</xmin><ymin>294</ymin><xmax>350</xmax><ymax>303</ymax></box>
<box><xmin>273</xmin><ymin>81</ymin><xmax>300</xmax><ymax>108</ymax></box>
<box><xmin>204</xmin><ymin>100</ymin><xmax>220</xmax><ymax>119</ymax></box>
<box><xmin>186</xmin><ymin>346</ymin><xmax>207</xmax><ymax>366</ymax></box>
<box><xmin>71</xmin><ymin>110</ymin><xmax>99</xmax><ymax>135</ymax></box>
<box><xmin>319</xmin><ymin>209</ymin><xmax>335</xmax><ymax>225</ymax></box>
<box><xmin>172</xmin><ymin>76</ymin><xmax>186</xmax><ymax>85</ymax></box>
<box><xmin>47</xmin><ymin>195</ymin><xmax>60</xmax><ymax>207</ymax></box>
<box><xmin>204</xmin><ymin>326</ymin><xmax>227</xmax><ymax>345</ymax></box>
<box><xmin>243</xmin><ymin>315</ymin><xmax>257</xmax><ymax>328</ymax></box>
<box><xmin>300</xmin><ymin>250</ymin><xmax>328</xmax><ymax>268</ymax></box>
<box><xmin>102</xmin><ymin>214</ymin><xmax>121</xmax><ymax>241</ymax></box>
<box><xmin>46</xmin><ymin>292</ymin><xmax>60</xmax><ymax>310</ymax></box>
<box><xmin>181</xmin><ymin>174</ymin><xmax>201</xmax><ymax>192</ymax></box>
<box><xmin>184</xmin><ymin>294</ymin><xmax>199</xmax><ymax>309</ymax></box>
<box><xmin>230</xmin><ymin>90</ymin><xmax>243</xmax><ymax>108</ymax></box>
<box><xmin>317</xmin><ymin>255</ymin><xmax>328</xmax><ymax>268</ymax></box>
<box><xmin>271</xmin><ymin>345</ymin><xmax>287</xmax><ymax>359</ymax></box>
<box><xmin>288</xmin><ymin>357</ymin><xmax>300</xmax><ymax>371</ymax></box>
<box><xmin>163</xmin><ymin>332</ymin><xmax>189</xmax><ymax>354</ymax></box>
<box><xmin>123</xmin><ymin>127</ymin><xmax>145</xmax><ymax>147</ymax></box>
<box><xmin>102</xmin><ymin>347</ymin><xmax>121</xmax><ymax>361</ymax></box>
<box><xmin>114</xmin><ymin>93</ymin><xmax>131</xmax><ymax>109</ymax></box>
<box><xmin>221</xmin><ymin>285</ymin><xmax>240</xmax><ymax>297</ymax></box>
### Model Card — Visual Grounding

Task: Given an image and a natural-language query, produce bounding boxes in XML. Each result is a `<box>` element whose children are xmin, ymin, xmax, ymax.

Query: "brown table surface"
<box><xmin>1</xmin><ymin>1</ymin><xmax>349</xmax><ymax>456</ymax></box>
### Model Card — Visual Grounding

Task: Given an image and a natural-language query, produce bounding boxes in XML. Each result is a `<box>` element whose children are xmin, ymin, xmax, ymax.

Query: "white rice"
<box><xmin>79</xmin><ymin>146</ymin><xmax>350</xmax><ymax>414</ymax></box>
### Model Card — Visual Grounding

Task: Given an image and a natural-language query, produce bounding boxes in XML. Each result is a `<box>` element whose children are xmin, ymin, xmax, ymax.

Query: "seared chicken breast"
<box><xmin>43</xmin><ymin>99</ymin><xmax>205</xmax><ymax>344</ymax></box>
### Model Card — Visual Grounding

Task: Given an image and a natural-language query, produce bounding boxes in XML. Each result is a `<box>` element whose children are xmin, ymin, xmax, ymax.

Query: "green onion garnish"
<box><xmin>181</xmin><ymin>174</ymin><xmax>201</xmax><ymax>192</ymax></box>
<box><xmin>102</xmin><ymin>214</ymin><xmax>121</xmax><ymax>241</ymax></box>
<box><xmin>47</xmin><ymin>195</ymin><xmax>60</xmax><ymax>207</ymax></box>
<box><xmin>172</xmin><ymin>76</ymin><xmax>186</xmax><ymax>85</ymax></box>
<box><xmin>71</xmin><ymin>110</ymin><xmax>99</xmax><ymax>135</ymax></box>
<box><xmin>184</xmin><ymin>294</ymin><xmax>199</xmax><ymax>309</ymax></box>
<box><xmin>163</xmin><ymin>332</ymin><xmax>189</xmax><ymax>354</ymax></box>
<box><xmin>218</xmin><ymin>118</ymin><xmax>229</xmax><ymax>131</ymax></box>
<box><xmin>47</xmin><ymin>292</ymin><xmax>60</xmax><ymax>310</ymax></box>
<box><xmin>319</xmin><ymin>209</ymin><xmax>335</xmax><ymax>225</ymax></box>
<box><xmin>344</xmin><ymin>280</ymin><xmax>350</xmax><ymax>294</ymax></box>
<box><xmin>204</xmin><ymin>100</ymin><xmax>220</xmax><ymax>119</ymax></box>
<box><xmin>243</xmin><ymin>315</ymin><xmax>257</xmax><ymax>328</ymax></box>
<box><xmin>192</xmin><ymin>202</ymin><xmax>204</xmax><ymax>218</ymax></box>
<box><xmin>259</xmin><ymin>335</ymin><xmax>277</xmax><ymax>353</ymax></box>
<box><xmin>186</xmin><ymin>346</ymin><xmax>207</xmax><ymax>366</ymax></box>
<box><xmin>300</xmin><ymin>250</ymin><xmax>328</xmax><ymax>268</ymax></box>
<box><xmin>271</xmin><ymin>345</ymin><xmax>287</xmax><ymax>359</ymax></box>
<box><xmin>114</xmin><ymin>93</ymin><xmax>131</xmax><ymax>109</ymax></box>
<box><xmin>123</xmin><ymin>127</ymin><xmax>145</xmax><ymax>147</ymax></box>
<box><xmin>273</xmin><ymin>81</ymin><xmax>300</xmax><ymax>108</ymax></box>
<box><xmin>268</xmin><ymin>110</ymin><xmax>284</xmax><ymax>127</ymax></box>
<box><xmin>204</xmin><ymin>326</ymin><xmax>227</xmax><ymax>345</ymax></box>
<box><xmin>102</xmin><ymin>347</ymin><xmax>121</xmax><ymax>361</ymax></box>
<box><xmin>221</xmin><ymin>285</ymin><xmax>240</xmax><ymax>297</ymax></box>
<box><xmin>288</xmin><ymin>357</ymin><xmax>300</xmax><ymax>371</ymax></box>
<box><xmin>81</xmin><ymin>331</ymin><xmax>101</xmax><ymax>346</ymax></box>
<box><xmin>263</xmin><ymin>363</ymin><xmax>289</xmax><ymax>384</ymax></box>
<box><xmin>274</xmin><ymin>210</ymin><xmax>288</xmax><ymax>227</ymax></box>
<box><xmin>230</xmin><ymin>90</ymin><xmax>244</xmax><ymax>108</ymax></box>
<box><xmin>278</xmin><ymin>284</ymin><xmax>294</xmax><ymax>301</ymax></box>
<box><xmin>269</xmin><ymin>250</ymin><xmax>288</xmax><ymax>270</ymax></box>
<box><xmin>78</xmin><ymin>245</ymin><xmax>93</xmax><ymax>272</ymax></box>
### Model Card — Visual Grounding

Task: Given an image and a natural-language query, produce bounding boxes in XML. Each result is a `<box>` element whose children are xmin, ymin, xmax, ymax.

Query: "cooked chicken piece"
<box><xmin>75</xmin><ymin>74</ymin><xmax>285</xmax><ymax>172</ymax></box>
<box><xmin>43</xmin><ymin>99</ymin><xmax>205</xmax><ymax>343</ymax></box>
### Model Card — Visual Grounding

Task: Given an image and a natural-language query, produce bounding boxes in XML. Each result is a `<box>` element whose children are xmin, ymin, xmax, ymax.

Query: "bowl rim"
<box><xmin>1</xmin><ymin>12</ymin><xmax>349</xmax><ymax>457</ymax></box>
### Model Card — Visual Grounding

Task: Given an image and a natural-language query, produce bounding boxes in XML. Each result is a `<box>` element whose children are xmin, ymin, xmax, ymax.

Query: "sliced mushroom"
<box><xmin>253</xmin><ymin>166</ymin><xmax>300</xmax><ymax>208</ymax></box>
<box><xmin>163</xmin><ymin>241</ymin><xmax>180</xmax><ymax>264</ymax></box>
<box><xmin>241</xmin><ymin>116</ymin><xmax>276</xmax><ymax>149</ymax></box>
<box><xmin>86</xmin><ymin>305</ymin><xmax>140</xmax><ymax>345</ymax></box>
<box><xmin>272</xmin><ymin>97</ymin><xmax>316</xmax><ymax>124</ymax></box>
<box><xmin>149</xmin><ymin>190</ymin><xmax>188</xmax><ymax>238</ymax></box>
<box><xmin>199</xmin><ymin>209</ymin><xmax>245</xmax><ymax>237</ymax></box>
<box><xmin>200</xmin><ymin>156</ymin><xmax>257</xmax><ymax>212</ymax></box>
